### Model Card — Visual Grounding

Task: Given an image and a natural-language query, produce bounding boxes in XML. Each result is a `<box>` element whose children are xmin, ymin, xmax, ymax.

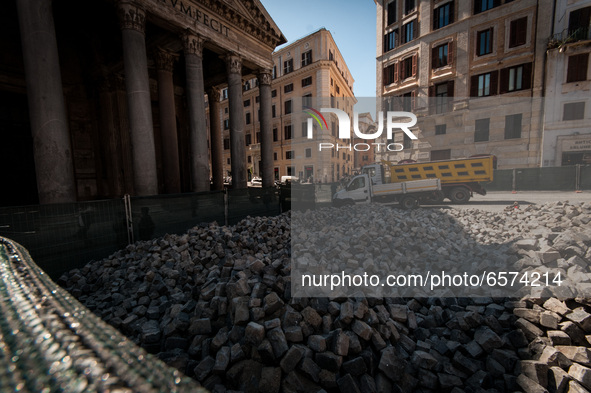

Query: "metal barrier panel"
<box><xmin>483</xmin><ymin>169</ymin><xmax>513</xmax><ymax>191</ymax></box>
<box><xmin>0</xmin><ymin>199</ymin><xmax>124</xmax><ymax>278</ymax></box>
<box><xmin>581</xmin><ymin>166</ymin><xmax>591</xmax><ymax>191</ymax></box>
<box><xmin>226</xmin><ymin>187</ymin><xmax>281</xmax><ymax>225</ymax></box>
<box><xmin>515</xmin><ymin>167</ymin><xmax>577</xmax><ymax>191</ymax></box>
<box><xmin>130</xmin><ymin>192</ymin><xmax>226</xmax><ymax>241</ymax></box>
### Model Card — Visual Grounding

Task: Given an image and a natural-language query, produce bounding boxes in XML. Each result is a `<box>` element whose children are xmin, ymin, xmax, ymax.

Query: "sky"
<box><xmin>260</xmin><ymin>0</ymin><xmax>377</xmax><ymax>98</ymax></box>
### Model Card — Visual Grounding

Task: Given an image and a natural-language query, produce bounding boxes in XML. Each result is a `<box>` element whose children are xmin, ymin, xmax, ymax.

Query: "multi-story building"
<box><xmin>375</xmin><ymin>0</ymin><xmax>553</xmax><ymax>169</ymax></box>
<box><xmin>219</xmin><ymin>28</ymin><xmax>357</xmax><ymax>183</ymax></box>
<box><xmin>542</xmin><ymin>1</ymin><xmax>591</xmax><ymax>167</ymax></box>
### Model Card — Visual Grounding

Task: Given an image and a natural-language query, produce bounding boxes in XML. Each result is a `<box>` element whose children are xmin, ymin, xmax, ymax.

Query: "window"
<box><xmin>301</xmin><ymin>122</ymin><xmax>307</xmax><ymax>137</ymax></box>
<box><xmin>500</xmin><ymin>63</ymin><xmax>531</xmax><ymax>93</ymax></box>
<box><xmin>244</xmin><ymin>80</ymin><xmax>251</xmax><ymax>91</ymax></box>
<box><xmin>255</xmin><ymin>96</ymin><xmax>260</xmax><ymax>103</ymax></box>
<box><xmin>272</xmin><ymin>105</ymin><xmax>276</xmax><ymax>118</ymax></box>
<box><xmin>509</xmin><ymin>17</ymin><xmax>527</xmax><ymax>48</ymax></box>
<box><xmin>284</xmin><ymin>125</ymin><xmax>292</xmax><ymax>140</ymax></box>
<box><xmin>432</xmin><ymin>42</ymin><xmax>452</xmax><ymax>69</ymax></box>
<box><xmin>222</xmin><ymin>88</ymin><xmax>228</xmax><ymax>100</ymax></box>
<box><xmin>400</xmin><ymin>54</ymin><xmax>417</xmax><ymax>80</ymax></box>
<box><xmin>387</xmin><ymin>1</ymin><xmax>397</xmax><ymax>25</ymax></box>
<box><xmin>336</xmin><ymin>85</ymin><xmax>340</xmax><ymax>94</ymax></box>
<box><xmin>283</xmin><ymin>59</ymin><xmax>293</xmax><ymax>74</ymax></box>
<box><xmin>273</xmin><ymin>128</ymin><xmax>278</xmax><ymax>142</ymax></box>
<box><xmin>470</xmin><ymin>71</ymin><xmax>498</xmax><ymax>97</ymax></box>
<box><xmin>284</xmin><ymin>100</ymin><xmax>292</xmax><ymax>114</ymax></box>
<box><xmin>224</xmin><ymin>119</ymin><xmax>229</xmax><ymax>130</ymax></box>
<box><xmin>404</xmin><ymin>0</ymin><xmax>415</xmax><ymax>15</ymax></box>
<box><xmin>474</xmin><ymin>0</ymin><xmax>499</xmax><ymax>14</ymax></box>
<box><xmin>403</xmin><ymin>134</ymin><xmax>413</xmax><ymax>149</ymax></box>
<box><xmin>567</xmin><ymin>54</ymin><xmax>589</xmax><ymax>83</ymax></box>
<box><xmin>244</xmin><ymin>99</ymin><xmax>250</xmax><ymax>107</ymax></box>
<box><xmin>284</xmin><ymin>83</ymin><xmax>293</xmax><ymax>93</ymax></box>
<box><xmin>568</xmin><ymin>6</ymin><xmax>591</xmax><ymax>39</ymax></box>
<box><xmin>302</xmin><ymin>50</ymin><xmax>312</xmax><ymax>66</ymax></box>
<box><xmin>245</xmin><ymin>112</ymin><xmax>251</xmax><ymax>125</ymax></box>
<box><xmin>245</xmin><ymin>134</ymin><xmax>251</xmax><ymax>145</ymax></box>
<box><xmin>329</xmin><ymin>50</ymin><xmax>334</xmax><ymax>61</ymax></box>
<box><xmin>302</xmin><ymin>76</ymin><xmax>312</xmax><ymax>87</ymax></box>
<box><xmin>272</xmin><ymin>66</ymin><xmax>277</xmax><ymax>79</ymax></box>
<box><xmin>435</xmin><ymin>124</ymin><xmax>447</xmax><ymax>135</ymax></box>
<box><xmin>384</xmin><ymin>29</ymin><xmax>399</xmax><ymax>52</ymax></box>
<box><xmin>274</xmin><ymin>152</ymin><xmax>278</xmax><ymax>161</ymax></box>
<box><xmin>431</xmin><ymin>149</ymin><xmax>451</xmax><ymax>160</ymax></box>
<box><xmin>474</xmin><ymin>118</ymin><xmax>490</xmax><ymax>142</ymax></box>
<box><xmin>477</xmin><ymin>28</ymin><xmax>493</xmax><ymax>56</ymax></box>
<box><xmin>331</xmin><ymin>121</ymin><xmax>337</xmax><ymax>137</ymax></box>
<box><xmin>402</xmin><ymin>91</ymin><xmax>414</xmax><ymax>112</ymax></box>
<box><xmin>223</xmin><ymin>138</ymin><xmax>230</xmax><ymax>150</ymax></box>
<box><xmin>402</xmin><ymin>20</ymin><xmax>417</xmax><ymax>44</ymax></box>
<box><xmin>504</xmin><ymin>113</ymin><xmax>522</xmax><ymax>139</ymax></box>
<box><xmin>224</xmin><ymin>107</ymin><xmax>228</xmax><ymax>114</ymax></box>
<box><xmin>256</xmin><ymin>132</ymin><xmax>260</xmax><ymax>143</ymax></box>
<box><xmin>247</xmin><ymin>156</ymin><xmax>251</xmax><ymax>163</ymax></box>
<box><xmin>286</xmin><ymin>151</ymin><xmax>294</xmax><ymax>160</ymax></box>
<box><xmin>434</xmin><ymin>2</ymin><xmax>454</xmax><ymax>30</ymax></box>
<box><xmin>227</xmin><ymin>158</ymin><xmax>230</xmax><ymax>165</ymax></box>
<box><xmin>271</xmin><ymin>89</ymin><xmax>277</xmax><ymax>98</ymax></box>
<box><xmin>429</xmin><ymin>81</ymin><xmax>454</xmax><ymax>114</ymax></box>
<box><xmin>303</xmin><ymin>94</ymin><xmax>312</xmax><ymax>107</ymax></box>
<box><xmin>563</xmin><ymin>102</ymin><xmax>585</xmax><ymax>121</ymax></box>
<box><xmin>305</xmin><ymin>148</ymin><xmax>312</xmax><ymax>158</ymax></box>
<box><xmin>384</xmin><ymin>63</ymin><xmax>397</xmax><ymax>85</ymax></box>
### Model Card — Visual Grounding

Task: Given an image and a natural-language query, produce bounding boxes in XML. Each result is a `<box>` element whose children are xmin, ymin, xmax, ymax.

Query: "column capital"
<box><xmin>207</xmin><ymin>87</ymin><xmax>221</xmax><ymax>102</ymax></box>
<box><xmin>117</xmin><ymin>1</ymin><xmax>146</xmax><ymax>33</ymax></box>
<box><xmin>225</xmin><ymin>53</ymin><xmax>242</xmax><ymax>75</ymax></box>
<box><xmin>154</xmin><ymin>49</ymin><xmax>177</xmax><ymax>72</ymax></box>
<box><xmin>257</xmin><ymin>69</ymin><xmax>272</xmax><ymax>86</ymax></box>
<box><xmin>183</xmin><ymin>31</ymin><xmax>204</xmax><ymax>56</ymax></box>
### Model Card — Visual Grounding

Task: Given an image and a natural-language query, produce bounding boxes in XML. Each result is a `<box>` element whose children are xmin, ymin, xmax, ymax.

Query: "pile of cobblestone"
<box><xmin>59</xmin><ymin>201</ymin><xmax>591</xmax><ymax>393</ymax></box>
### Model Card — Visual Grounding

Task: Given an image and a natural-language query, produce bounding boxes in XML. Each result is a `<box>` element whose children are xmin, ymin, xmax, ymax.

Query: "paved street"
<box><xmin>428</xmin><ymin>191</ymin><xmax>591</xmax><ymax>212</ymax></box>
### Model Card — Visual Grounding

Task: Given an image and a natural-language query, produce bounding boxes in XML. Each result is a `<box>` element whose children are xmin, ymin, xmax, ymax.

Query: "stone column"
<box><xmin>207</xmin><ymin>87</ymin><xmax>224</xmax><ymax>191</ymax></box>
<box><xmin>257</xmin><ymin>69</ymin><xmax>273</xmax><ymax>188</ymax></box>
<box><xmin>155</xmin><ymin>49</ymin><xmax>181</xmax><ymax>194</ymax></box>
<box><xmin>225</xmin><ymin>53</ymin><xmax>247</xmax><ymax>189</ymax></box>
<box><xmin>118</xmin><ymin>1</ymin><xmax>158</xmax><ymax>196</ymax></box>
<box><xmin>16</xmin><ymin>0</ymin><xmax>76</xmax><ymax>204</ymax></box>
<box><xmin>183</xmin><ymin>31</ymin><xmax>210</xmax><ymax>192</ymax></box>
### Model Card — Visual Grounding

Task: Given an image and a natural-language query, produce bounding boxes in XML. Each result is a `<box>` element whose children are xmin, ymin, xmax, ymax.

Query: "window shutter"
<box><xmin>411</xmin><ymin>90</ymin><xmax>416</xmax><ymax>110</ymax></box>
<box><xmin>413</xmin><ymin>20</ymin><xmax>419</xmax><ymax>40</ymax></box>
<box><xmin>384</xmin><ymin>34</ymin><xmax>388</xmax><ymax>53</ymax></box>
<box><xmin>383</xmin><ymin>67</ymin><xmax>389</xmax><ymax>85</ymax></box>
<box><xmin>450</xmin><ymin>1</ymin><xmax>455</xmax><ymax>23</ymax></box>
<box><xmin>395</xmin><ymin>28</ymin><xmax>400</xmax><ymax>47</ymax></box>
<box><xmin>447</xmin><ymin>80</ymin><xmax>454</xmax><ymax>97</ymax></box>
<box><xmin>474</xmin><ymin>0</ymin><xmax>481</xmax><ymax>14</ymax></box>
<box><xmin>394</xmin><ymin>62</ymin><xmax>399</xmax><ymax>82</ymax></box>
<box><xmin>490</xmin><ymin>70</ymin><xmax>498</xmax><ymax>95</ymax></box>
<box><xmin>522</xmin><ymin>62</ymin><xmax>532</xmax><ymax>90</ymax></box>
<box><xmin>433</xmin><ymin>7</ymin><xmax>439</xmax><ymax>30</ymax></box>
<box><xmin>432</xmin><ymin>46</ymin><xmax>437</xmax><ymax>69</ymax></box>
<box><xmin>517</xmin><ymin>18</ymin><xmax>527</xmax><ymax>45</ymax></box>
<box><xmin>499</xmin><ymin>67</ymin><xmax>509</xmax><ymax>94</ymax></box>
<box><xmin>412</xmin><ymin>54</ymin><xmax>418</xmax><ymax>77</ymax></box>
<box><xmin>476</xmin><ymin>31</ymin><xmax>481</xmax><ymax>55</ymax></box>
<box><xmin>447</xmin><ymin>41</ymin><xmax>454</xmax><ymax>66</ymax></box>
<box><xmin>470</xmin><ymin>75</ymin><xmax>478</xmax><ymax>97</ymax></box>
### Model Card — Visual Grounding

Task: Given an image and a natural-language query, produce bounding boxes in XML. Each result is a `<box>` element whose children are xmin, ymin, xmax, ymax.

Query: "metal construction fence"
<box><xmin>486</xmin><ymin>164</ymin><xmax>590</xmax><ymax>192</ymax></box>
<box><xmin>0</xmin><ymin>188</ymin><xmax>280</xmax><ymax>279</ymax></box>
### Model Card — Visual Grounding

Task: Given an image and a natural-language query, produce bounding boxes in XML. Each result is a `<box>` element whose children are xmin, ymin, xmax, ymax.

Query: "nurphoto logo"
<box><xmin>303</xmin><ymin>107</ymin><xmax>419</xmax><ymax>152</ymax></box>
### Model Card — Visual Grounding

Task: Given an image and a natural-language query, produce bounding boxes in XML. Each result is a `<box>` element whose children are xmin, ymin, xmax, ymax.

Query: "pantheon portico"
<box><xmin>1</xmin><ymin>0</ymin><xmax>285</xmax><ymax>205</ymax></box>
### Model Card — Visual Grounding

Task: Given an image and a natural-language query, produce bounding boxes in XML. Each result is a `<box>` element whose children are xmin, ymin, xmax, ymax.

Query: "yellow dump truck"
<box><xmin>360</xmin><ymin>155</ymin><xmax>495</xmax><ymax>203</ymax></box>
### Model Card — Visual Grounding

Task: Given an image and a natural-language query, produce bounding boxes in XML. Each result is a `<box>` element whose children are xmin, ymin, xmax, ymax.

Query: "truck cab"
<box><xmin>361</xmin><ymin>164</ymin><xmax>385</xmax><ymax>186</ymax></box>
<box><xmin>333</xmin><ymin>174</ymin><xmax>372</xmax><ymax>206</ymax></box>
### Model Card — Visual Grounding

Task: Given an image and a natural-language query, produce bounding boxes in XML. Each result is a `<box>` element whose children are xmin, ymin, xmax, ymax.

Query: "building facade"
<box><xmin>219</xmin><ymin>28</ymin><xmax>357</xmax><ymax>183</ymax></box>
<box><xmin>542</xmin><ymin>1</ymin><xmax>591</xmax><ymax>167</ymax></box>
<box><xmin>375</xmin><ymin>0</ymin><xmax>552</xmax><ymax>169</ymax></box>
<box><xmin>0</xmin><ymin>0</ymin><xmax>285</xmax><ymax>206</ymax></box>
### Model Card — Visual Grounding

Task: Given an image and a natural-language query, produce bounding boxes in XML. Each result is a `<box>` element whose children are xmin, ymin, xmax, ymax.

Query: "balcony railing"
<box><xmin>548</xmin><ymin>26</ymin><xmax>591</xmax><ymax>49</ymax></box>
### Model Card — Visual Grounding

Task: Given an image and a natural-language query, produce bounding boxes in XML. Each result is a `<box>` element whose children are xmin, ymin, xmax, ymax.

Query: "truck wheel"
<box><xmin>400</xmin><ymin>196</ymin><xmax>419</xmax><ymax>210</ymax></box>
<box><xmin>448</xmin><ymin>187</ymin><xmax>470</xmax><ymax>204</ymax></box>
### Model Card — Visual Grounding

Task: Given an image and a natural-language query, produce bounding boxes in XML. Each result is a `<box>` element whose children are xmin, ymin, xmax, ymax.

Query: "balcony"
<box><xmin>548</xmin><ymin>26</ymin><xmax>591</xmax><ymax>50</ymax></box>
